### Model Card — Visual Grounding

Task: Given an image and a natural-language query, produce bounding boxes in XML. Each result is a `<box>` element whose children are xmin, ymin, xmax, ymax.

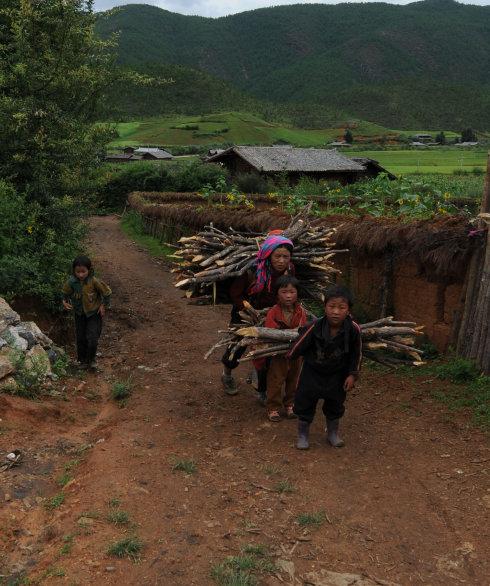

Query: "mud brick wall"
<box><xmin>334</xmin><ymin>254</ymin><xmax>464</xmax><ymax>352</ymax></box>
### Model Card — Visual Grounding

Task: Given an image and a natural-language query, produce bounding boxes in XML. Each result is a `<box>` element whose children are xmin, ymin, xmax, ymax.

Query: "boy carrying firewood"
<box><xmin>287</xmin><ymin>285</ymin><xmax>362</xmax><ymax>450</ymax></box>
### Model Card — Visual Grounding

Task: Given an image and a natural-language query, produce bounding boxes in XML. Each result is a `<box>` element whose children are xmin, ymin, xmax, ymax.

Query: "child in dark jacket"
<box><xmin>288</xmin><ymin>285</ymin><xmax>362</xmax><ymax>450</ymax></box>
<box><xmin>257</xmin><ymin>275</ymin><xmax>307</xmax><ymax>422</ymax></box>
<box><xmin>62</xmin><ymin>256</ymin><xmax>111</xmax><ymax>370</ymax></box>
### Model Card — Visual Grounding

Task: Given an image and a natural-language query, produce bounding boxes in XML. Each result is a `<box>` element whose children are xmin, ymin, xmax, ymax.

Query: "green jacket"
<box><xmin>63</xmin><ymin>273</ymin><xmax>112</xmax><ymax>317</ymax></box>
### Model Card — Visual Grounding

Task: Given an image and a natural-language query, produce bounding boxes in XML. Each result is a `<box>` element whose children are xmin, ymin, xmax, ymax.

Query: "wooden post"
<box><xmin>456</xmin><ymin>153</ymin><xmax>490</xmax><ymax>373</ymax></box>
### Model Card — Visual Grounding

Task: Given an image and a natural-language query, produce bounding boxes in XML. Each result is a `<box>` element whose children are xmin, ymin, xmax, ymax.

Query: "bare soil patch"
<box><xmin>1</xmin><ymin>215</ymin><xmax>488</xmax><ymax>585</ymax></box>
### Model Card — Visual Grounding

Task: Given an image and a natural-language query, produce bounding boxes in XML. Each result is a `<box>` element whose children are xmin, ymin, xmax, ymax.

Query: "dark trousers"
<box><xmin>75</xmin><ymin>313</ymin><xmax>102</xmax><ymax>364</ymax></box>
<box><xmin>294</xmin><ymin>369</ymin><xmax>346</xmax><ymax>424</ymax></box>
<box><xmin>222</xmin><ymin>344</ymin><xmax>246</xmax><ymax>370</ymax></box>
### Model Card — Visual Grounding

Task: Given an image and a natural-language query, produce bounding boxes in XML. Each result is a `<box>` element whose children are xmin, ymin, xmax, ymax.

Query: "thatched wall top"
<box><xmin>128</xmin><ymin>191</ymin><xmax>483</xmax><ymax>282</ymax></box>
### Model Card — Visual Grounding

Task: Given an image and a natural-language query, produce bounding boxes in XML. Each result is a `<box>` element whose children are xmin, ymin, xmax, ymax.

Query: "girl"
<box><xmin>260</xmin><ymin>275</ymin><xmax>307</xmax><ymax>421</ymax></box>
<box><xmin>62</xmin><ymin>256</ymin><xmax>111</xmax><ymax>370</ymax></box>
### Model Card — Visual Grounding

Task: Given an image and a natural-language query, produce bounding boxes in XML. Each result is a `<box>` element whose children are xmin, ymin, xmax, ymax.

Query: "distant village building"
<box><xmin>412</xmin><ymin>133</ymin><xmax>433</xmax><ymax>143</ymax></box>
<box><xmin>134</xmin><ymin>147</ymin><xmax>173</xmax><ymax>160</ymax></box>
<box><xmin>205</xmin><ymin>146</ymin><xmax>392</xmax><ymax>184</ymax></box>
<box><xmin>105</xmin><ymin>146</ymin><xmax>173</xmax><ymax>163</ymax></box>
<box><xmin>105</xmin><ymin>153</ymin><xmax>142</xmax><ymax>163</ymax></box>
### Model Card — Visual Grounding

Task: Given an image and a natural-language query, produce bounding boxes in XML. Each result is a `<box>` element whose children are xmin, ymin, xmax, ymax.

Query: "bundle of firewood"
<box><xmin>205</xmin><ymin>301</ymin><xmax>425</xmax><ymax>366</ymax></box>
<box><xmin>172</xmin><ymin>206</ymin><xmax>346</xmax><ymax>302</ymax></box>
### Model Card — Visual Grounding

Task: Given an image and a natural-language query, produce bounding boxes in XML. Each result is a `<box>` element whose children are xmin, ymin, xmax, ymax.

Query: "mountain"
<box><xmin>96</xmin><ymin>1</ymin><xmax>490</xmax><ymax>129</ymax></box>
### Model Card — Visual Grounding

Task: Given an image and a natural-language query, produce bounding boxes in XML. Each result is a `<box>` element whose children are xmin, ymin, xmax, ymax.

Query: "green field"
<box><xmin>109</xmin><ymin>112</ymin><xmax>488</xmax><ymax>175</ymax></box>
<box><xmin>110</xmin><ymin>112</ymin><xmax>403</xmax><ymax>148</ymax></box>
<box><xmin>353</xmin><ymin>149</ymin><xmax>488</xmax><ymax>175</ymax></box>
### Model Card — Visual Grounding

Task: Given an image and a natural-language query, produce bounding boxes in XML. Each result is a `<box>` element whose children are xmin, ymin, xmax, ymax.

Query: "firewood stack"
<box><xmin>205</xmin><ymin>301</ymin><xmax>425</xmax><ymax>367</ymax></box>
<box><xmin>172</xmin><ymin>206</ymin><xmax>346</xmax><ymax>302</ymax></box>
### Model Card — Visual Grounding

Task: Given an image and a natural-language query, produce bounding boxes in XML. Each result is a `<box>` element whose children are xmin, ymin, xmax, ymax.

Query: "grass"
<box><xmin>274</xmin><ymin>480</ymin><xmax>294</xmax><ymax>494</ymax></box>
<box><xmin>296</xmin><ymin>510</ymin><xmax>327</xmax><ymax>527</ymax></box>
<box><xmin>107</xmin><ymin>510</ymin><xmax>130</xmax><ymax>525</ymax></box>
<box><xmin>57</xmin><ymin>472</ymin><xmax>72</xmax><ymax>487</ymax></box>
<box><xmin>111</xmin><ymin>379</ymin><xmax>132</xmax><ymax>401</ymax></box>
<box><xmin>121</xmin><ymin>210</ymin><xmax>175</xmax><ymax>259</ymax></box>
<box><xmin>211</xmin><ymin>544</ymin><xmax>275</xmax><ymax>586</ymax></box>
<box><xmin>107</xmin><ymin>536</ymin><xmax>143</xmax><ymax>561</ymax></box>
<box><xmin>172</xmin><ymin>458</ymin><xmax>197</xmax><ymax>474</ymax></box>
<box><xmin>56</xmin><ymin>459</ymin><xmax>79</xmax><ymax>487</ymax></box>
<box><xmin>108</xmin><ymin>112</ymin><xmax>487</xmax><ymax>161</ymax></box>
<box><xmin>59</xmin><ymin>534</ymin><xmax>74</xmax><ymax>555</ymax></box>
<box><xmin>263</xmin><ymin>465</ymin><xmax>280</xmax><ymax>476</ymax></box>
<box><xmin>352</xmin><ymin>149</ymin><xmax>488</xmax><ymax>175</ymax></box>
<box><xmin>45</xmin><ymin>493</ymin><xmax>65</xmax><ymax>510</ymax></box>
<box><xmin>418</xmin><ymin>357</ymin><xmax>490</xmax><ymax>428</ymax></box>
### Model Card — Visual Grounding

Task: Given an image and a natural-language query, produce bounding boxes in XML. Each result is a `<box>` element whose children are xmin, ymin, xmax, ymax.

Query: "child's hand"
<box><xmin>62</xmin><ymin>300</ymin><xmax>73</xmax><ymax>311</ymax></box>
<box><xmin>343</xmin><ymin>375</ymin><xmax>355</xmax><ymax>392</ymax></box>
<box><xmin>98</xmin><ymin>305</ymin><xmax>106</xmax><ymax>317</ymax></box>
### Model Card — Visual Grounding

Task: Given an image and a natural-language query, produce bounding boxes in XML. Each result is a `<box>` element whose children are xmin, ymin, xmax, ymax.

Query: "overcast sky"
<box><xmin>93</xmin><ymin>0</ymin><xmax>490</xmax><ymax>18</ymax></box>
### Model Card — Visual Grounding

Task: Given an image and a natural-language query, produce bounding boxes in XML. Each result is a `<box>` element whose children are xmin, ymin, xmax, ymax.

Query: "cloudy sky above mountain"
<box><xmin>93</xmin><ymin>0</ymin><xmax>489</xmax><ymax>18</ymax></box>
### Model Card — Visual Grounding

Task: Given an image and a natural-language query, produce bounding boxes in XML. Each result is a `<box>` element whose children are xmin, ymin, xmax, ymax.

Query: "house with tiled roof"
<box><xmin>206</xmin><ymin>146</ymin><xmax>391</xmax><ymax>184</ymax></box>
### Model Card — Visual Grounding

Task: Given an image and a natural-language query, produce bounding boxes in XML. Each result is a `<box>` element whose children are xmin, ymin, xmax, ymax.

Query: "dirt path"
<box><xmin>1</xmin><ymin>215</ymin><xmax>489</xmax><ymax>585</ymax></box>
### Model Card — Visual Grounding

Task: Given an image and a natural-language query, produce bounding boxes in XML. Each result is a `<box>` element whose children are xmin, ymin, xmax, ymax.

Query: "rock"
<box><xmin>0</xmin><ymin>350</ymin><xmax>15</xmax><ymax>379</ymax></box>
<box><xmin>0</xmin><ymin>298</ymin><xmax>20</xmax><ymax>331</ymax></box>
<box><xmin>276</xmin><ymin>559</ymin><xmax>295</xmax><ymax>580</ymax></box>
<box><xmin>2</xmin><ymin>327</ymin><xmax>28</xmax><ymax>351</ymax></box>
<box><xmin>0</xmin><ymin>377</ymin><xmax>17</xmax><ymax>391</ymax></box>
<box><xmin>303</xmin><ymin>570</ymin><xmax>400</xmax><ymax>586</ymax></box>
<box><xmin>15</xmin><ymin>322</ymin><xmax>52</xmax><ymax>349</ymax></box>
<box><xmin>25</xmin><ymin>345</ymin><xmax>52</xmax><ymax>375</ymax></box>
<box><xmin>0</xmin><ymin>338</ymin><xmax>7</xmax><ymax>349</ymax></box>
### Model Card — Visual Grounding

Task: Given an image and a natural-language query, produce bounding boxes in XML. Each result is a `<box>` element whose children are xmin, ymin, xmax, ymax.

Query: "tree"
<box><xmin>343</xmin><ymin>129</ymin><xmax>354</xmax><ymax>144</ymax></box>
<box><xmin>461</xmin><ymin>128</ymin><xmax>477</xmax><ymax>142</ymax></box>
<box><xmin>0</xmin><ymin>1</ymin><xmax>115</xmax><ymax>303</ymax></box>
<box><xmin>435</xmin><ymin>131</ymin><xmax>446</xmax><ymax>144</ymax></box>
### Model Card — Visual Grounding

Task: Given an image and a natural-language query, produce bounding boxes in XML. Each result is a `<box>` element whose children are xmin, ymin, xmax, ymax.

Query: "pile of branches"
<box><xmin>206</xmin><ymin>301</ymin><xmax>425</xmax><ymax>367</ymax></box>
<box><xmin>172</xmin><ymin>206</ymin><xmax>346</xmax><ymax>302</ymax></box>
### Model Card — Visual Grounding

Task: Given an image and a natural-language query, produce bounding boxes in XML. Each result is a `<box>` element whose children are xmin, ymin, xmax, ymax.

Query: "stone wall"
<box><xmin>0</xmin><ymin>298</ymin><xmax>61</xmax><ymax>391</ymax></box>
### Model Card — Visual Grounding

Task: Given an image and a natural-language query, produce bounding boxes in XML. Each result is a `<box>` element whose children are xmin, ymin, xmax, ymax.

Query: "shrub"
<box><xmin>99</xmin><ymin>161</ymin><xmax>227</xmax><ymax>210</ymax></box>
<box><xmin>111</xmin><ymin>379</ymin><xmax>132</xmax><ymax>401</ymax></box>
<box><xmin>234</xmin><ymin>172</ymin><xmax>271</xmax><ymax>194</ymax></box>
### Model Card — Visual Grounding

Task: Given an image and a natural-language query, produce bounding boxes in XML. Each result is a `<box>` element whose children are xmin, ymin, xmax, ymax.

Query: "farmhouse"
<box><xmin>206</xmin><ymin>146</ymin><xmax>390</xmax><ymax>184</ymax></box>
<box><xmin>134</xmin><ymin>147</ymin><xmax>173</xmax><ymax>160</ymax></box>
<box><xmin>105</xmin><ymin>153</ymin><xmax>142</xmax><ymax>163</ymax></box>
<box><xmin>412</xmin><ymin>133</ymin><xmax>433</xmax><ymax>143</ymax></box>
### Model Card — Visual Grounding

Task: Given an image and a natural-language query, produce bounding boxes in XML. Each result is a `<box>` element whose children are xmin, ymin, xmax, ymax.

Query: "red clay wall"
<box><xmin>335</xmin><ymin>254</ymin><xmax>464</xmax><ymax>352</ymax></box>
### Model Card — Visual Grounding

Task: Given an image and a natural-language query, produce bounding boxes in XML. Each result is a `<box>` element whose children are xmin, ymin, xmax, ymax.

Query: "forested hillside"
<box><xmin>96</xmin><ymin>0</ymin><xmax>490</xmax><ymax>129</ymax></box>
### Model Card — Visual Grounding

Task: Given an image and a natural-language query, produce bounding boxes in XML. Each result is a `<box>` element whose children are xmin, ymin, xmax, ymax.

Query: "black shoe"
<box><xmin>221</xmin><ymin>374</ymin><xmax>238</xmax><ymax>396</ymax></box>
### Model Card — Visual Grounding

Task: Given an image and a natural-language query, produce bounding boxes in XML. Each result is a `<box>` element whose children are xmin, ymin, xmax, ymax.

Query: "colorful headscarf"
<box><xmin>248</xmin><ymin>234</ymin><xmax>293</xmax><ymax>295</ymax></box>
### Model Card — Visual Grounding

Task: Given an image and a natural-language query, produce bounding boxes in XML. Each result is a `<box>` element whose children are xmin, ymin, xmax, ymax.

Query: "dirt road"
<box><xmin>1</xmin><ymin>215</ymin><xmax>489</xmax><ymax>585</ymax></box>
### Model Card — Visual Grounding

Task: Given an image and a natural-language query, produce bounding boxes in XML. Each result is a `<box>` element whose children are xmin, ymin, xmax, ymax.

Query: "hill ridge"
<box><xmin>96</xmin><ymin>1</ymin><xmax>490</xmax><ymax>129</ymax></box>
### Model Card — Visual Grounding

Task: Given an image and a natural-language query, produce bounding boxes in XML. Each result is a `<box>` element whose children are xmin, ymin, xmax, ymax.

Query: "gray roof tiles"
<box><xmin>208</xmin><ymin>146</ymin><xmax>365</xmax><ymax>172</ymax></box>
<box><xmin>134</xmin><ymin>147</ymin><xmax>173</xmax><ymax>159</ymax></box>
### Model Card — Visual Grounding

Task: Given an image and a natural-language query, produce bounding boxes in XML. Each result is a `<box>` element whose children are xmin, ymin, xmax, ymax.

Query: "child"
<box><xmin>260</xmin><ymin>275</ymin><xmax>307</xmax><ymax>421</ymax></box>
<box><xmin>62</xmin><ymin>256</ymin><xmax>111</xmax><ymax>370</ymax></box>
<box><xmin>288</xmin><ymin>285</ymin><xmax>361</xmax><ymax>449</ymax></box>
